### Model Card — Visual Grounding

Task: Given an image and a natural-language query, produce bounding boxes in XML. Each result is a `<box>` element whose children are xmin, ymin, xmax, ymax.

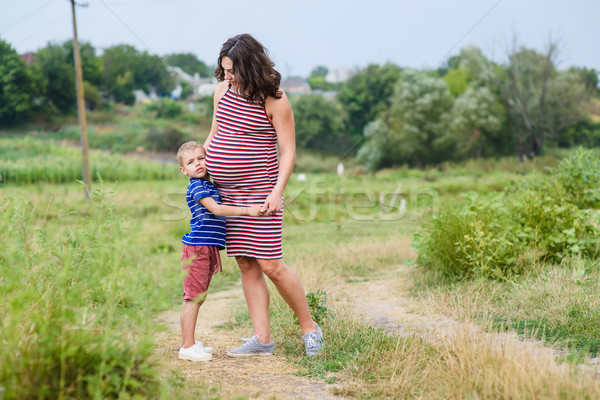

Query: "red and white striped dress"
<box><xmin>205</xmin><ymin>87</ymin><xmax>283</xmax><ymax>259</ymax></box>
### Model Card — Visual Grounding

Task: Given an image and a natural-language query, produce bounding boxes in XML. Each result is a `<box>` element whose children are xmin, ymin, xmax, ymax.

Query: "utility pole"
<box><xmin>70</xmin><ymin>0</ymin><xmax>91</xmax><ymax>200</ymax></box>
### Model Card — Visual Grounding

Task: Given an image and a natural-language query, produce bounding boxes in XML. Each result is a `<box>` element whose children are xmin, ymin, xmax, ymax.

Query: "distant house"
<box><xmin>325</xmin><ymin>68</ymin><xmax>355</xmax><ymax>83</ymax></box>
<box><xmin>280</xmin><ymin>78</ymin><xmax>311</xmax><ymax>95</ymax></box>
<box><xmin>134</xmin><ymin>89</ymin><xmax>159</xmax><ymax>103</ymax></box>
<box><xmin>167</xmin><ymin>66</ymin><xmax>218</xmax><ymax>98</ymax></box>
<box><xmin>20</xmin><ymin>53</ymin><xmax>34</xmax><ymax>64</ymax></box>
<box><xmin>196</xmin><ymin>79</ymin><xmax>218</xmax><ymax>97</ymax></box>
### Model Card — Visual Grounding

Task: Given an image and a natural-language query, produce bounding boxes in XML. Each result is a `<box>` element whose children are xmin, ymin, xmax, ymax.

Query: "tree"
<box><xmin>444</xmin><ymin>67</ymin><xmax>470</xmax><ymax>97</ymax></box>
<box><xmin>63</xmin><ymin>40</ymin><xmax>103</xmax><ymax>86</ymax></box>
<box><xmin>101</xmin><ymin>45</ymin><xmax>138</xmax><ymax>104</ymax></box>
<box><xmin>164</xmin><ymin>53</ymin><xmax>211</xmax><ymax>77</ymax></box>
<box><xmin>337</xmin><ymin>63</ymin><xmax>402</xmax><ymax>140</ymax></box>
<box><xmin>498</xmin><ymin>39</ymin><xmax>591</xmax><ymax>158</ymax></box>
<box><xmin>34</xmin><ymin>40</ymin><xmax>103</xmax><ymax>113</ymax></box>
<box><xmin>568</xmin><ymin>66</ymin><xmax>599</xmax><ymax>95</ymax></box>
<box><xmin>307</xmin><ymin>65</ymin><xmax>331</xmax><ymax>91</ymax></box>
<box><xmin>35</xmin><ymin>43</ymin><xmax>76</xmax><ymax>112</ymax></box>
<box><xmin>450</xmin><ymin>86</ymin><xmax>506</xmax><ymax>158</ymax></box>
<box><xmin>290</xmin><ymin>95</ymin><xmax>345</xmax><ymax>152</ymax></box>
<box><xmin>0</xmin><ymin>39</ymin><xmax>37</xmax><ymax>123</ymax></box>
<box><xmin>102</xmin><ymin>45</ymin><xmax>174</xmax><ymax>103</ymax></box>
<box><xmin>139</xmin><ymin>52</ymin><xmax>175</xmax><ymax>95</ymax></box>
<box><xmin>358</xmin><ymin>70</ymin><xmax>455</xmax><ymax>170</ymax></box>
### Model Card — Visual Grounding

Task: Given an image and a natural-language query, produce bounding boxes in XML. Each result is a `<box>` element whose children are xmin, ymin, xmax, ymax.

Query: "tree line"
<box><xmin>1</xmin><ymin>37</ymin><xmax>599</xmax><ymax>170</ymax></box>
<box><xmin>294</xmin><ymin>44</ymin><xmax>600</xmax><ymax>169</ymax></box>
<box><xmin>0</xmin><ymin>38</ymin><xmax>211</xmax><ymax>120</ymax></box>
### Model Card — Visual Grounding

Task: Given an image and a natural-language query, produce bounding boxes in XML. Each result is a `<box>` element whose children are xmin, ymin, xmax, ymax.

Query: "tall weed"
<box><xmin>0</xmin><ymin>190</ymin><xmax>173</xmax><ymax>399</ymax></box>
<box><xmin>415</xmin><ymin>149</ymin><xmax>600</xmax><ymax>280</ymax></box>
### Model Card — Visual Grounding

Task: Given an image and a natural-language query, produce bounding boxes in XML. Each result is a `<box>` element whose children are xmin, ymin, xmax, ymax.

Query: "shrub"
<box><xmin>145</xmin><ymin>98</ymin><xmax>183</xmax><ymax>119</ymax></box>
<box><xmin>413</xmin><ymin>192</ymin><xmax>520</xmax><ymax>280</ymax></box>
<box><xmin>552</xmin><ymin>147</ymin><xmax>600</xmax><ymax>209</ymax></box>
<box><xmin>414</xmin><ymin>149</ymin><xmax>600</xmax><ymax>280</ymax></box>
<box><xmin>145</xmin><ymin>125</ymin><xmax>185</xmax><ymax>152</ymax></box>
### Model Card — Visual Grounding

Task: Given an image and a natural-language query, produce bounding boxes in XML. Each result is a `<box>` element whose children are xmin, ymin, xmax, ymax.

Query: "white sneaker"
<box><xmin>179</xmin><ymin>345</ymin><xmax>212</xmax><ymax>362</ymax></box>
<box><xmin>194</xmin><ymin>341</ymin><xmax>214</xmax><ymax>354</ymax></box>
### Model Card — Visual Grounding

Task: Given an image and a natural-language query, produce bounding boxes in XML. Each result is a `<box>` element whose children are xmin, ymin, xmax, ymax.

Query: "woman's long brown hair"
<box><xmin>215</xmin><ymin>34</ymin><xmax>282</xmax><ymax>105</ymax></box>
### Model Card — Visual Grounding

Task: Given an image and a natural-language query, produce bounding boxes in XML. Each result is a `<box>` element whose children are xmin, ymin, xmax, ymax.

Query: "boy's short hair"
<box><xmin>177</xmin><ymin>141</ymin><xmax>205</xmax><ymax>166</ymax></box>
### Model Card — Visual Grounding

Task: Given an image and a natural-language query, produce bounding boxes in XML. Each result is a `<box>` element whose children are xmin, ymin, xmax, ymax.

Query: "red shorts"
<box><xmin>181</xmin><ymin>244</ymin><xmax>222</xmax><ymax>302</ymax></box>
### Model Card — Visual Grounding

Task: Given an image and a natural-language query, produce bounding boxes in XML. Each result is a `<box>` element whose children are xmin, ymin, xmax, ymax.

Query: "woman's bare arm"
<box><xmin>262</xmin><ymin>91</ymin><xmax>296</xmax><ymax>215</ymax></box>
<box><xmin>203</xmin><ymin>81</ymin><xmax>230</xmax><ymax>148</ymax></box>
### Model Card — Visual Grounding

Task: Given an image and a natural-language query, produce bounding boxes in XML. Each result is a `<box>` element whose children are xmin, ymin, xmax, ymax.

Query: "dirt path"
<box><xmin>155</xmin><ymin>266</ymin><xmax>599</xmax><ymax>398</ymax></box>
<box><xmin>154</xmin><ymin>285</ymin><xmax>342</xmax><ymax>400</ymax></box>
<box><xmin>337</xmin><ymin>266</ymin><xmax>600</xmax><ymax>378</ymax></box>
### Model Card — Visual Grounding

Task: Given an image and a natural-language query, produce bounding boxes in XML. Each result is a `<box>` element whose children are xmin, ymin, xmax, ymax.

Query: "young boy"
<box><xmin>177</xmin><ymin>141</ymin><xmax>262</xmax><ymax>362</ymax></box>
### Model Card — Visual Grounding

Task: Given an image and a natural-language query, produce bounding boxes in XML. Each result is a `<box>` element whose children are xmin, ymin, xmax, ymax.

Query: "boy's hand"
<box><xmin>247</xmin><ymin>205</ymin><xmax>263</xmax><ymax>217</ymax></box>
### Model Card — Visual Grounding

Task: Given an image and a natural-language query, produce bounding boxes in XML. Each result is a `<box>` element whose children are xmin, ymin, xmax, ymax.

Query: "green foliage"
<box><xmin>62</xmin><ymin>40</ymin><xmax>104</xmax><ymax>86</ymax></box>
<box><xmin>290</xmin><ymin>95</ymin><xmax>346</xmax><ymax>152</ymax></box>
<box><xmin>358</xmin><ymin>69</ymin><xmax>455</xmax><ymax>170</ymax></box>
<box><xmin>443</xmin><ymin>66</ymin><xmax>470</xmax><ymax>97</ymax></box>
<box><xmin>102</xmin><ymin>45</ymin><xmax>174</xmax><ymax>104</ymax></box>
<box><xmin>83</xmin><ymin>80</ymin><xmax>101</xmax><ymax>110</ymax></box>
<box><xmin>450</xmin><ymin>86</ymin><xmax>506</xmax><ymax>159</ymax></box>
<box><xmin>294</xmin><ymin>290</ymin><xmax>333</xmax><ymax>326</ymax></box>
<box><xmin>145</xmin><ymin>97</ymin><xmax>183</xmax><ymax>119</ymax></box>
<box><xmin>34</xmin><ymin>40</ymin><xmax>103</xmax><ymax>114</ymax></box>
<box><xmin>568</xmin><ymin>66</ymin><xmax>599</xmax><ymax>95</ymax></box>
<box><xmin>164</xmin><ymin>53</ymin><xmax>211</xmax><ymax>77</ymax></box>
<box><xmin>337</xmin><ymin>63</ymin><xmax>402</xmax><ymax>140</ymax></box>
<box><xmin>551</xmin><ymin>147</ymin><xmax>600</xmax><ymax>208</ymax></box>
<box><xmin>413</xmin><ymin>193</ymin><xmax>519</xmax><ymax>280</ymax></box>
<box><xmin>508</xmin><ymin>187</ymin><xmax>598</xmax><ymax>261</ymax></box>
<box><xmin>145</xmin><ymin>125</ymin><xmax>185</xmax><ymax>152</ymax></box>
<box><xmin>0</xmin><ymin>39</ymin><xmax>37</xmax><ymax>122</ymax></box>
<box><xmin>35</xmin><ymin>42</ymin><xmax>76</xmax><ymax>112</ymax></box>
<box><xmin>307</xmin><ymin>66</ymin><xmax>334</xmax><ymax>91</ymax></box>
<box><xmin>414</xmin><ymin>149</ymin><xmax>600</xmax><ymax>280</ymax></box>
<box><xmin>499</xmin><ymin>45</ymin><xmax>590</xmax><ymax>157</ymax></box>
<box><xmin>0</xmin><ymin>192</ymin><xmax>171</xmax><ymax>398</ymax></box>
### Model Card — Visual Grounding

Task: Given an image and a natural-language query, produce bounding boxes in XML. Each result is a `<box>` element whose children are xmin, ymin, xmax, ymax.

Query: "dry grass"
<box><xmin>321</xmin><ymin>305</ymin><xmax>600</xmax><ymax>399</ymax></box>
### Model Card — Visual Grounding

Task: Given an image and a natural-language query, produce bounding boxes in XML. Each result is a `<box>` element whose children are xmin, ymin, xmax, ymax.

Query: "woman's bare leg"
<box><xmin>236</xmin><ymin>256</ymin><xmax>272</xmax><ymax>343</ymax></box>
<box><xmin>256</xmin><ymin>258</ymin><xmax>316</xmax><ymax>335</ymax></box>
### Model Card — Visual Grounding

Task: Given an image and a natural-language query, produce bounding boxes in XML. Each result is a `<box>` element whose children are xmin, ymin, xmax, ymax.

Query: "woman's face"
<box><xmin>221</xmin><ymin>56</ymin><xmax>237</xmax><ymax>89</ymax></box>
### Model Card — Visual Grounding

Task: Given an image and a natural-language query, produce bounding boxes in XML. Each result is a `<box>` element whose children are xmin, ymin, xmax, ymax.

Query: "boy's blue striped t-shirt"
<box><xmin>182</xmin><ymin>178</ymin><xmax>226</xmax><ymax>249</ymax></box>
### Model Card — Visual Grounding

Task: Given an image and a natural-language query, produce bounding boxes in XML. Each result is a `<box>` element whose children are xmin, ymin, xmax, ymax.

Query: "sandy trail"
<box><xmin>155</xmin><ymin>266</ymin><xmax>599</xmax><ymax>398</ymax></box>
<box><xmin>154</xmin><ymin>285</ymin><xmax>342</xmax><ymax>400</ymax></box>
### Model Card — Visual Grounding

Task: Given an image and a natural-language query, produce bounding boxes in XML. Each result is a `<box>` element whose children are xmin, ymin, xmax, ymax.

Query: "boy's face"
<box><xmin>179</xmin><ymin>147</ymin><xmax>207</xmax><ymax>179</ymax></box>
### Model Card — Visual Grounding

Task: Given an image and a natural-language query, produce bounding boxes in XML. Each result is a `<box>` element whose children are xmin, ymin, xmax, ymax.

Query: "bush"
<box><xmin>145</xmin><ymin>98</ymin><xmax>183</xmax><ymax>119</ymax></box>
<box><xmin>552</xmin><ymin>147</ymin><xmax>600</xmax><ymax>209</ymax></box>
<box><xmin>145</xmin><ymin>125</ymin><xmax>185</xmax><ymax>152</ymax></box>
<box><xmin>414</xmin><ymin>149</ymin><xmax>600</xmax><ymax>280</ymax></box>
<box><xmin>413</xmin><ymin>193</ymin><xmax>520</xmax><ymax>280</ymax></box>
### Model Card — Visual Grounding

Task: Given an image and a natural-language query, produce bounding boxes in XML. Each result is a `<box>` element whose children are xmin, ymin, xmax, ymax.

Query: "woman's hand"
<box><xmin>260</xmin><ymin>190</ymin><xmax>283</xmax><ymax>215</ymax></box>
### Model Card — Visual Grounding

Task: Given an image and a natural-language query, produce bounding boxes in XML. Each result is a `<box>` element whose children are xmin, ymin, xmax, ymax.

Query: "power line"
<box><xmin>0</xmin><ymin>0</ymin><xmax>57</xmax><ymax>33</ymax></box>
<box><xmin>13</xmin><ymin>12</ymin><xmax>71</xmax><ymax>49</ymax></box>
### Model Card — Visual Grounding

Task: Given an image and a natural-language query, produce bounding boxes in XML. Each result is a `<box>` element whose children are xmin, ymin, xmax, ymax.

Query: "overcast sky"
<box><xmin>1</xmin><ymin>0</ymin><xmax>599</xmax><ymax>78</ymax></box>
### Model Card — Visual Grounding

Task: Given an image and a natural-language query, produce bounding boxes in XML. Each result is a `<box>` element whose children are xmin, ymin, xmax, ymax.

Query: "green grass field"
<box><xmin>1</xmin><ymin>136</ymin><xmax>599</xmax><ymax>399</ymax></box>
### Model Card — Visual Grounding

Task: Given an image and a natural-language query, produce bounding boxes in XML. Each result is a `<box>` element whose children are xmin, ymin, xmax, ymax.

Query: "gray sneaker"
<box><xmin>303</xmin><ymin>324</ymin><xmax>324</xmax><ymax>356</ymax></box>
<box><xmin>226</xmin><ymin>335</ymin><xmax>274</xmax><ymax>357</ymax></box>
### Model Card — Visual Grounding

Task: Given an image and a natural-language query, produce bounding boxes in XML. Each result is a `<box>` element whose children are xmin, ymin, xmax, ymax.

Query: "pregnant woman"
<box><xmin>204</xmin><ymin>34</ymin><xmax>324</xmax><ymax>356</ymax></box>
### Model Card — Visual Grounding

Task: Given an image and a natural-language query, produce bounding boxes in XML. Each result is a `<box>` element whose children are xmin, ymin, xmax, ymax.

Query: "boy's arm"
<box><xmin>199</xmin><ymin>197</ymin><xmax>262</xmax><ymax>217</ymax></box>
